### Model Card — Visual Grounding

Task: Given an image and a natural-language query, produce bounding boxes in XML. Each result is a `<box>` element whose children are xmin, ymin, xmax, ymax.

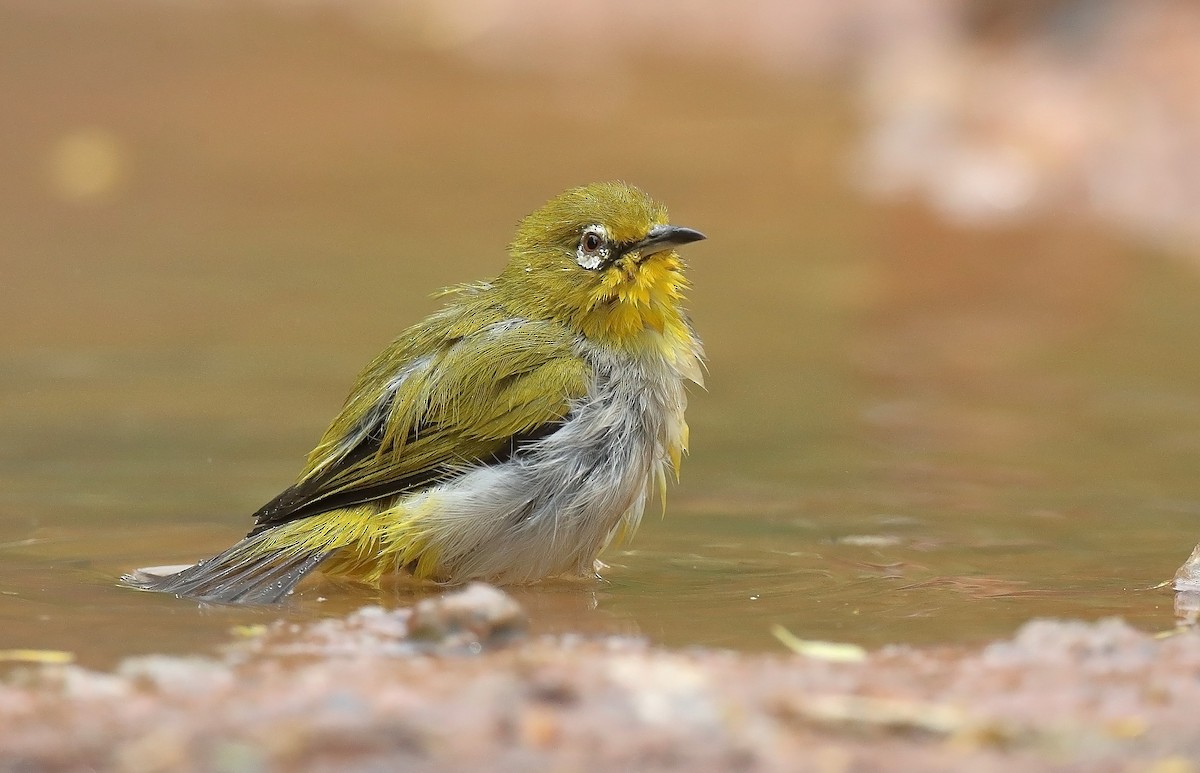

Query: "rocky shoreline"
<box><xmin>3</xmin><ymin>585</ymin><xmax>1198</xmax><ymax>771</ymax></box>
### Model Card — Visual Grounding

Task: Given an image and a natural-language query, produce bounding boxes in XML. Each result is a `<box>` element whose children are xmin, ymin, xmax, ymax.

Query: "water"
<box><xmin>1</xmin><ymin>4</ymin><xmax>1196</xmax><ymax>668</ymax></box>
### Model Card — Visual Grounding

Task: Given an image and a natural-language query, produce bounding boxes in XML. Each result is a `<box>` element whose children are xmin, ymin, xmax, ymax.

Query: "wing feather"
<box><xmin>248</xmin><ymin>311</ymin><xmax>589</xmax><ymax>536</ymax></box>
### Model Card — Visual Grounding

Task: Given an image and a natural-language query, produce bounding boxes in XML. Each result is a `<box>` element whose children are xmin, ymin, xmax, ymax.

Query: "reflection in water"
<box><xmin>1174</xmin><ymin>544</ymin><xmax>1200</xmax><ymax>628</ymax></box>
<box><xmin>1176</xmin><ymin>590</ymin><xmax>1200</xmax><ymax>629</ymax></box>
<box><xmin>0</xmin><ymin>4</ymin><xmax>1197</xmax><ymax>668</ymax></box>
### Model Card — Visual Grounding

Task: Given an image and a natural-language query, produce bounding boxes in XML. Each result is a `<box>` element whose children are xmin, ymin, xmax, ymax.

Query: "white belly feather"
<box><xmin>396</xmin><ymin>333</ymin><xmax>698</xmax><ymax>582</ymax></box>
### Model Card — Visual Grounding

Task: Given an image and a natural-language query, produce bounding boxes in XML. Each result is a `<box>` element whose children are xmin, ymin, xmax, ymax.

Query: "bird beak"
<box><xmin>625</xmin><ymin>224</ymin><xmax>706</xmax><ymax>261</ymax></box>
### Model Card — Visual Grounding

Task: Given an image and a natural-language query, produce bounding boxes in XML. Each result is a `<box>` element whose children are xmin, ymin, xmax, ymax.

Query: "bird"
<box><xmin>123</xmin><ymin>181</ymin><xmax>706</xmax><ymax>603</ymax></box>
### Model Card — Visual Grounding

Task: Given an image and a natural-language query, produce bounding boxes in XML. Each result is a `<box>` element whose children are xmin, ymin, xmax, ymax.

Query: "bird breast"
<box><xmin>408</xmin><ymin>330</ymin><xmax>695</xmax><ymax>583</ymax></box>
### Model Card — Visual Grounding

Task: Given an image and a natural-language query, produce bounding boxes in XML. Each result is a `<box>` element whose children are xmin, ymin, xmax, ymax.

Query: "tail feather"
<box><xmin>122</xmin><ymin>533</ymin><xmax>330</xmax><ymax>604</ymax></box>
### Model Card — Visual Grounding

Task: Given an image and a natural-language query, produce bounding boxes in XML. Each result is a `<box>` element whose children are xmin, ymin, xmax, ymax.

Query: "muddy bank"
<box><xmin>2</xmin><ymin>585</ymin><xmax>1197</xmax><ymax>771</ymax></box>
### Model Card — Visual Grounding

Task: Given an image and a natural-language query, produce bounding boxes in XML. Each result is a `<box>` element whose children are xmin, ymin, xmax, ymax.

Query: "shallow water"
<box><xmin>1</xmin><ymin>4</ymin><xmax>1197</xmax><ymax>667</ymax></box>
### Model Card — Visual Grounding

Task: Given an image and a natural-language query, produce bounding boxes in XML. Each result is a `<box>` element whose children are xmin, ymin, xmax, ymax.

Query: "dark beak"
<box><xmin>623</xmin><ymin>224</ymin><xmax>706</xmax><ymax>260</ymax></box>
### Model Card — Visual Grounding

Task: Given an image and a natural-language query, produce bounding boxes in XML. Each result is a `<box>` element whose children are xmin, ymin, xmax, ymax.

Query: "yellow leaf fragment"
<box><xmin>790</xmin><ymin>694</ymin><xmax>968</xmax><ymax>736</ymax></box>
<box><xmin>229</xmin><ymin>625</ymin><xmax>268</xmax><ymax>639</ymax></box>
<box><xmin>770</xmin><ymin>624</ymin><xmax>867</xmax><ymax>663</ymax></box>
<box><xmin>0</xmin><ymin>649</ymin><xmax>74</xmax><ymax>664</ymax></box>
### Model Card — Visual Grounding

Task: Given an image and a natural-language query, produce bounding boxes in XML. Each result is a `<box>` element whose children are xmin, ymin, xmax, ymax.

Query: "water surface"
<box><xmin>1</xmin><ymin>4</ymin><xmax>1196</xmax><ymax>667</ymax></box>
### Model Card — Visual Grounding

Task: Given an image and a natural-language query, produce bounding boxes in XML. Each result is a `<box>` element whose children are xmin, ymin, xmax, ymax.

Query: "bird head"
<box><xmin>500</xmin><ymin>182</ymin><xmax>705</xmax><ymax>347</ymax></box>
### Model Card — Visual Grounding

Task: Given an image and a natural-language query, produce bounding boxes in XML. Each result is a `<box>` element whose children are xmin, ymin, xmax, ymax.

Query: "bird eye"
<box><xmin>575</xmin><ymin>227</ymin><xmax>609</xmax><ymax>270</ymax></box>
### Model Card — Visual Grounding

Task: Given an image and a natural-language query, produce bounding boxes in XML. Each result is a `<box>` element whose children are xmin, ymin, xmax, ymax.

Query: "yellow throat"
<box><xmin>499</xmin><ymin>181</ymin><xmax>703</xmax><ymax>351</ymax></box>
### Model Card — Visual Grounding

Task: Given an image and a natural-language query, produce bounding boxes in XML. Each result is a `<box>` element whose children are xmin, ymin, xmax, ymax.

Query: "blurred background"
<box><xmin>3</xmin><ymin>0</ymin><xmax>1200</xmax><ymax>665</ymax></box>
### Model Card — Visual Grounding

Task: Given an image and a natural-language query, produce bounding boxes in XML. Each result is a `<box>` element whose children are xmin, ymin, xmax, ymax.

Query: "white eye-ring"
<box><xmin>576</xmin><ymin>225</ymin><xmax>610</xmax><ymax>270</ymax></box>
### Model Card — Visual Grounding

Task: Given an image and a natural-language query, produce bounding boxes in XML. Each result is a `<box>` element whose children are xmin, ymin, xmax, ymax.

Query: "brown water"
<box><xmin>2</xmin><ymin>4</ymin><xmax>1197</xmax><ymax>668</ymax></box>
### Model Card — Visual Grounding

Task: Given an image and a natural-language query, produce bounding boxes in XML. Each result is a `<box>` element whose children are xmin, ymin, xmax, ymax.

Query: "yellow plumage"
<box><xmin>123</xmin><ymin>182</ymin><xmax>705</xmax><ymax>603</ymax></box>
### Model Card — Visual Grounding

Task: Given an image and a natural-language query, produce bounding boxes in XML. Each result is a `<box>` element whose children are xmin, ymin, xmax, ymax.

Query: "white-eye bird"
<box><xmin>124</xmin><ymin>181</ymin><xmax>705</xmax><ymax>603</ymax></box>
